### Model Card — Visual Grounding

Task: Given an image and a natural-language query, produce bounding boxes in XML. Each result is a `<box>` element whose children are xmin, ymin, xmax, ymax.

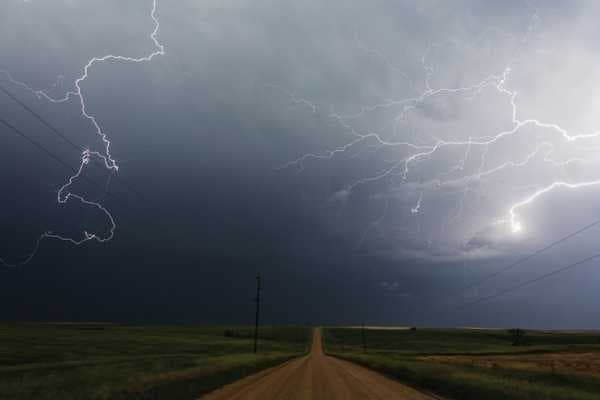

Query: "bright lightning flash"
<box><xmin>274</xmin><ymin>10</ymin><xmax>600</xmax><ymax>255</ymax></box>
<box><xmin>1</xmin><ymin>0</ymin><xmax>165</xmax><ymax>267</ymax></box>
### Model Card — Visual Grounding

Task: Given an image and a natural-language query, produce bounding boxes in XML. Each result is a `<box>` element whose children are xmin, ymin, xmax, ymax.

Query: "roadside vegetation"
<box><xmin>323</xmin><ymin>327</ymin><xmax>600</xmax><ymax>400</ymax></box>
<box><xmin>0</xmin><ymin>323</ymin><xmax>311</xmax><ymax>400</ymax></box>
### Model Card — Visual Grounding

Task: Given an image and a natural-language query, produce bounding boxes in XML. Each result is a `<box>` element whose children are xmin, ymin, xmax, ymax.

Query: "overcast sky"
<box><xmin>2</xmin><ymin>0</ymin><xmax>600</xmax><ymax>328</ymax></box>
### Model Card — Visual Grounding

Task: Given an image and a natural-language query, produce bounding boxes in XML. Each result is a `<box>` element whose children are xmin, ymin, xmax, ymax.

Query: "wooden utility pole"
<box><xmin>253</xmin><ymin>273</ymin><xmax>261</xmax><ymax>354</ymax></box>
<box><xmin>361</xmin><ymin>321</ymin><xmax>366</xmax><ymax>353</ymax></box>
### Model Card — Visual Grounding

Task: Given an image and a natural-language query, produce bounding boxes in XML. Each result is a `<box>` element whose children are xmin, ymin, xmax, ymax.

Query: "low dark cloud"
<box><xmin>1</xmin><ymin>0</ymin><xmax>600</xmax><ymax>328</ymax></box>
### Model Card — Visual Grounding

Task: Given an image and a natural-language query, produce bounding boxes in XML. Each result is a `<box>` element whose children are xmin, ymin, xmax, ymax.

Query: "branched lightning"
<box><xmin>0</xmin><ymin>0</ymin><xmax>165</xmax><ymax>267</ymax></box>
<box><xmin>275</xmin><ymin>9</ymin><xmax>600</xmax><ymax>256</ymax></box>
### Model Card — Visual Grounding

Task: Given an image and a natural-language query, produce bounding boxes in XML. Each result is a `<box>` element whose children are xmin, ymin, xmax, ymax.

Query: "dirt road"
<box><xmin>201</xmin><ymin>328</ymin><xmax>436</xmax><ymax>400</ymax></box>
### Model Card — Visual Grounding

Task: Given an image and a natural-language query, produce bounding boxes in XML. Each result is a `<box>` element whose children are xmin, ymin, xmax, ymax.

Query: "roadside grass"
<box><xmin>0</xmin><ymin>323</ymin><xmax>311</xmax><ymax>400</ymax></box>
<box><xmin>323</xmin><ymin>327</ymin><xmax>600</xmax><ymax>400</ymax></box>
<box><xmin>324</xmin><ymin>327</ymin><xmax>600</xmax><ymax>355</ymax></box>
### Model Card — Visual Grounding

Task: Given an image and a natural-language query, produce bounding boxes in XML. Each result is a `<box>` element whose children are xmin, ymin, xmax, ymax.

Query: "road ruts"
<box><xmin>201</xmin><ymin>328</ymin><xmax>438</xmax><ymax>400</ymax></box>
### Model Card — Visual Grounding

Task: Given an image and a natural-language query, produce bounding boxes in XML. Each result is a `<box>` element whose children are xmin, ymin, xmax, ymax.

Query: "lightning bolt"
<box><xmin>1</xmin><ymin>0</ymin><xmax>165</xmax><ymax>267</ymax></box>
<box><xmin>275</xmin><ymin>9</ymin><xmax>600</xmax><ymax>256</ymax></box>
<box><xmin>411</xmin><ymin>193</ymin><xmax>423</xmax><ymax>215</ymax></box>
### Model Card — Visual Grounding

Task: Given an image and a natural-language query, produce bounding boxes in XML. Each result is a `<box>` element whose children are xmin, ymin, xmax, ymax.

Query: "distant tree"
<box><xmin>224</xmin><ymin>329</ymin><xmax>235</xmax><ymax>338</ymax></box>
<box><xmin>508</xmin><ymin>328</ymin><xmax>527</xmax><ymax>346</ymax></box>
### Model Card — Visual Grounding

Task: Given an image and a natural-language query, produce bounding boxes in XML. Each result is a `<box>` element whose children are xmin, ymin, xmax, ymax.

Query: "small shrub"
<box><xmin>224</xmin><ymin>329</ymin><xmax>233</xmax><ymax>337</ymax></box>
<box><xmin>508</xmin><ymin>329</ymin><xmax>527</xmax><ymax>346</ymax></box>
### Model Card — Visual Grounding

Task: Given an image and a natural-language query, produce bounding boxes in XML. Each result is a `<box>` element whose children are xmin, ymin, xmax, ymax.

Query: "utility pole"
<box><xmin>253</xmin><ymin>273</ymin><xmax>261</xmax><ymax>354</ymax></box>
<box><xmin>361</xmin><ymin>321</ymin><xmax>366</xmax><ymax>353</ymax></box>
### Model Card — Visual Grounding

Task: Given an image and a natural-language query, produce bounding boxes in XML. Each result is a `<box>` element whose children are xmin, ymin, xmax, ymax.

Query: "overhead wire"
<box><xmin>0</xmin><ymin>83</ymin><xmax>145</xmax><ymax>200</ymax></box>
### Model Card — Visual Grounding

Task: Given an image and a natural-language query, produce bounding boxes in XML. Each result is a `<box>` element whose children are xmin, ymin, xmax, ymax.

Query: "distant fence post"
<box><xmin>253</xmin><ymin>273</ymin><xmax>261</xmax><ymax>353</ymax></box>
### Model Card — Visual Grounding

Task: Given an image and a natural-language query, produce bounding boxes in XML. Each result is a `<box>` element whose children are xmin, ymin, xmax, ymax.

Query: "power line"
<box><xmin>0</xmin><ymin>84</ymin><xmax>145</xmax><ymax>200</ymax></box>
<box><xmin>433</xmin><ymin>213</ymin><xmax>600</xmax><ymax>315</ymax></box>
<box><xmin>0</xmin><ymin>116</ymin><xmax>126</xmax><ymax>204</ymax></box>
<box><xmin>0</xmin><ymin>85</ymin><xmax>83</xmax><ymax>152</ymax></box>
<box><xmin>457</xmin><ymin>251</ymin><xmax>600</xmax><ymax>310</ymax></box>
<box><xmin>459</xmin><ymin>219</ymin><xmax>600</xmax><ymax>294</ymax></box>
<box><xmin>253</xmin><ymin>273</ymin><xmax>261</xmax><ymax>354</ymax></box>
<box><xmin>1</xmin><ymin>117</ymin><xmax>81</xmax><ymax>177</ymax></box>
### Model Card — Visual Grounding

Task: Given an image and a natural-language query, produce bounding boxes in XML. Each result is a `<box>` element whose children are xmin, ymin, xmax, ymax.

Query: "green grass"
<box><xmin>323</xmin><ymin>327</ymin><xmax>600</xmax><ymax>400</ymax></box>
<box><xmin>0</xmin><ymin>323</ymin><xmax>311</xmax><ymax>400</ymax></box>
<box><xmin>324</xmin><ymin>327</ymin><xmax>600</xmax><ymax>355</ymax></box>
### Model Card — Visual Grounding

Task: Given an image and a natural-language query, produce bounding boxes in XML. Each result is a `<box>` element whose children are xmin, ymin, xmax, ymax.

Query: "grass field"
<box><xmin>323</xmin><ymin>327</ymin><xmax>600</xmax><ymax>400</ymax></box>
<box><xmin>0</xmin><ymin>323</ymin><xmax>311</xmax><ymax>400</ymax></box>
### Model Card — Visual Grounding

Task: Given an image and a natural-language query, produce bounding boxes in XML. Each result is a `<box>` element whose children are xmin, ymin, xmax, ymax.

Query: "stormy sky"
<box><xmin>2</xmin><ymin>0</ymin><xmax>600</xmax><ymax>328</ymax></box>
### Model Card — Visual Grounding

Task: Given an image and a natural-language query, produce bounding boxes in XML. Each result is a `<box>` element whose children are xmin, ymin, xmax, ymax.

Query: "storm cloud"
<box><xmin>2</xmin><ymin>0</ymin><xmax>600</xmax><ymax>328</ymax></box>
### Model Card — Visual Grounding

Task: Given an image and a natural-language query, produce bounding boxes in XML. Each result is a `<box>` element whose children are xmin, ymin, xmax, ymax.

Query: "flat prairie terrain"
<box><xmin>203</xmin><ymin>329</ymin><xmax>436</xmax><ymax>400</ymax></box>
<box><xmin>324</xmin><ymin>327</ymin><xmax>600</xmax><ymax>400</ymax></box>
<box><xmin>424</xmin><ymin>352</ymin><xmax>600</xmax><ymax>377</ymax></box>
<box><xmin>0</xmin><ymin>323</ymin><xmax>310</xmax><ymax>400</ymax></box>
